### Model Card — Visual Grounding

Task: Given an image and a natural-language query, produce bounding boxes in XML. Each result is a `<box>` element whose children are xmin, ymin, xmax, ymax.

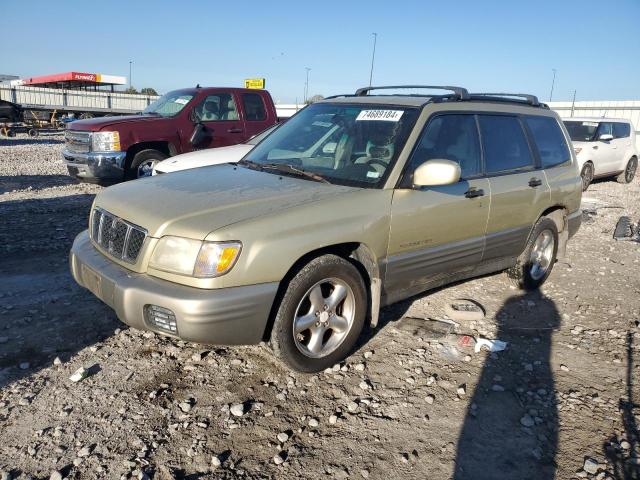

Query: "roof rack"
<box><xmin>355</xmin><ymin>85</ymin><xmax>470</xmax><ymax>100</ymax></box>
<box><xmin>469</xmin><ymin>93</ymin><xmax>541</xmax><ymax>107</ymax></box>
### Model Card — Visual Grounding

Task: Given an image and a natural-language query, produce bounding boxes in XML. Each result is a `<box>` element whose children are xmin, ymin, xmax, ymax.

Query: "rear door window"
<box><xmin>524</xmin><ymin>116</ymin><xmax>571</xmax><ymax>168</ymax></box>
<box><xmin>242</xmin><ymin>93</ymin><xmax>267</xmax><ymax>121</ymax></box>
<box><xmin>613</xmin><ymin>122</ymin><xmax>631</xmax><ymax>139</ymax></box>
<box><xmin>408</xmin><ymin>114</ymin><xmax>481</xmax><ymax>178</ymax></box>
<box><xmin>478</xmin><ymin>115</ymin><xmax>534</xmax><ymax>173</ymax></box>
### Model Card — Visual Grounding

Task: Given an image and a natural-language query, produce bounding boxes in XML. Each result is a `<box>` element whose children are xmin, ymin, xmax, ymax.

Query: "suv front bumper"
<box><xmin>69</xmin><ymin>230</ymin><xmax>279</xmax><ymax>345</ymax></box>
<box><xmin>63</xmin><ymin>149</ymin><xmax>127</xmax><ymax>181</ymax></box>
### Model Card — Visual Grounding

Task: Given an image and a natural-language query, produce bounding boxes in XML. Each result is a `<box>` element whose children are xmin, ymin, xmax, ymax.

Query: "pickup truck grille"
<box><xmin>65</xmin><ymin>130</ymin><xmax>91</xmax><ymax>153</ymax></box>
<box><xmin>91</xmin><ymin>208</ymin><xmax>146</xmax><ymax>264</ymax></box>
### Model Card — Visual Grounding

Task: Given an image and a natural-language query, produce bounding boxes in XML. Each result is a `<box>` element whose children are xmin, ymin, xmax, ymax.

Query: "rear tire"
<box><xmin>616</xmin><ymin>157</ymin><xmax>637</xmax><ymax>184</ymax></box>
<box><xmin>126</xmin><ymin>149</ymin><xmax>168</xmax><ymax>180</ymax></box>
<box><xmin>270</xmin><ymin>255</ymin><xmax>367</xmax><ymax>372</ymax></box>
<box><xmin>507</xmin><ymin>217</ymin><xmax>558</xmax><ymax>291</ymax></box>
<box><xmin>580</xmin><ymin>162</ymin><xmax>593</xmax><ymax>191</ymax></box>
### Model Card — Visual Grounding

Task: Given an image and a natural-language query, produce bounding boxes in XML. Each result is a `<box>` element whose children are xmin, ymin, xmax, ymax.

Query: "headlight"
<box><xmin>92</xmin><ymin>131</ymin><xmax>120</xmax><ymax>152</ymax></box>
<box><xmin>574</xmin><ymin>147</ymin><xmax>582</xmax><ymax>155</ymax></box>
<box><xmin>149</xmin><ymin>236</ymin><xmax>241</xmax><ymax>278</ymax></box>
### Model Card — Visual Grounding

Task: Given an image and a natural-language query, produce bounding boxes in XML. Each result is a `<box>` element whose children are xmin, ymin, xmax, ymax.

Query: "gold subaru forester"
<box><xmin>70</xmin><ymin>85</ymin><xmax>582</xmax><ymax>372</ymax></box>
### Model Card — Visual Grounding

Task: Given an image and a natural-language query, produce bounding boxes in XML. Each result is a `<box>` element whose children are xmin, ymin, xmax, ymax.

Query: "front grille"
<box><xmin>65</xmin><ymin>130</ymin><xmax>91</xmax><ymax>153</ymax></box>
<box><xmin>91</xmin><ymin>208</ymin><xmax>147</xmax><ymax>263</ymax></box>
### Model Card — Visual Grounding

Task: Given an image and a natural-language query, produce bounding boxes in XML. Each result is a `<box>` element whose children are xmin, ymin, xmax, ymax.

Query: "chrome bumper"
<box><xmin>63</xmin><ymin>149</ymin><xmax>127</xmax><ymax>181</ymax></box>
<box><xmin>69</xmin><ymin>230</ymin><xmax>279</xmax><ymax>345</ymax></box>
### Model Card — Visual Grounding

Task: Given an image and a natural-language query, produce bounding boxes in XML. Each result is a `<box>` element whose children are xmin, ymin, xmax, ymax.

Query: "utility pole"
<box><xmin>570</xmin><ymin>89</ymin><xmax>577</xmax><ymax>117</ymax></box>
<box><xmin>549</xmin><ymin>68</ymin><xmax>557</xmax><ymax>102</ymax></box>
<box><xmin>129</xmin><ymin>61</ymin><xmax>133</xmax><ymax>90</ymax></box>
<box><xmin>304</xmin><ymin>67</ymin><xmax>311</xmax><ymax>103</ymax></box>
<box><xmin>369</xmin><ymin>33</ymin><xmax>377</xmax><ymax>87</ymax></box>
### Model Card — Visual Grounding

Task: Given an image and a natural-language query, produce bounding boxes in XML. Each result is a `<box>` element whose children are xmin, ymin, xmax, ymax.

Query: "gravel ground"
<box><xmin>1</xmin><ymin>134</ymin><xmax>639</xmax><ymax>479</ymax></box>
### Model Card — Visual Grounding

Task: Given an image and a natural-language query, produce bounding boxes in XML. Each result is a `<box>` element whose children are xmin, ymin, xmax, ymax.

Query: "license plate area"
<box><xmin>81</xmin><ymin>264</ymin><xmax>103</xmax><ymax>299</ymax></box>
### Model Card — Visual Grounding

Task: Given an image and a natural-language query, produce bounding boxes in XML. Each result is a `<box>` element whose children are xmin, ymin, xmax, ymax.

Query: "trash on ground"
<box><xmin>613</xmin><ymin>216</ymin><xmax>639</xmax><ymax>242</ymax></box>
<box><xmin>444</xmin><ymin>299</ymin><xmax>486</xmax><ymax>321</ymax></box>
<box><xmin>457</xmin><ymin>335</ymin><xmax>477</xmax><ymax>349</ymax></box>
<box><xmin>69</xmin><ymin>367</ymin><xmax>89</xmax><ymax>383</ymax></box>
<box><xmin>474</xmin><ymin>338</ymin><xmax>508</xmax><ymax>353</ymax></box>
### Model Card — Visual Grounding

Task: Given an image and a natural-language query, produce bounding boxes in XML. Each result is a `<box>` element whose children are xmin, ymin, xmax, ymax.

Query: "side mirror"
<box><xmin>190</xmin><ymin>123</ymin><xmax>209</xmax><ymax>147</ymax></box>
<box><xmin>413</xmin><ymin>159</ymin><xmax>461</xmax><ymax>187</ymax></box>
<box><xmin>599</xmin><ymin>133</ymin><xmax>613</xmax><ymax>141</ymax></box>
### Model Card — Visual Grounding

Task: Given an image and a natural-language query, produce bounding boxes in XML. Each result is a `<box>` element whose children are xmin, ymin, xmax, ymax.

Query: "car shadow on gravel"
<box><xmin>0</xmin><ymin>193</ymin><xmax>118</xmax><ymax>388</ymax></box>
<box><xmin>0</xmin><ymin>174</ymin><xmax>77</xmax><ymax>194</ymax></box>
<box><xmin>453</xmin><ymin>292</ymin><xmax>560</xmax><ymax>479</ymax></box>
<box><xmin>603</xmin><ymin>332</ymin><xmax>640</xmax><ymax>479</ymax></box>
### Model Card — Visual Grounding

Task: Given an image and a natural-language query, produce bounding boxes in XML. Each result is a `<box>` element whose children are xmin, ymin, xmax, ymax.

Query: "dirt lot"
<box><xmin>1</xmin><ymin>134</ymin><xmax>639</xmax><ymax>480</ymax></box>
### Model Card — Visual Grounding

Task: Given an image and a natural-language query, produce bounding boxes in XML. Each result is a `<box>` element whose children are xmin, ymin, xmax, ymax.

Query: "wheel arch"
<box><xmin>261</xmin><ymin>242</ymin><xmax>381</xmax><ymax>342</ymax></box>
<box><xmin>535</xmin><ymin>205</ymin><xmax>569</xmax><ymax>258</ymax></box>
<box><xmin>124</xmin><ymin>141</ymin><xmax>174</xmax><ymax>171</ymax></box>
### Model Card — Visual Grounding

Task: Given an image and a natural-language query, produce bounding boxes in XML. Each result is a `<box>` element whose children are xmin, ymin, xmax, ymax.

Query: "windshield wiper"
<box><xmin>237</xmin><ymin>159</ymin><xmax>266</xmax><ymax>171</ymax></box>
<box><xmin>261</xmin><ymin>163</ymin><xmax>331</xmax><ymax>184</ymax></box>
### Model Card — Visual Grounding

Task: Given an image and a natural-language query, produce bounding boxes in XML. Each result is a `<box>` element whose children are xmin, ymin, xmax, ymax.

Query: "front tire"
<box><xmin>270</xmin><ymin>255</ymin><xmax>367</xmax><ymax>372</ymax></box>
<box><xmin>507</xmin><ymin>217</ymin><xmax>558</xmax><ymax>291</ymax></box>
<box><xmin>126</xmin><ymin>149</ymin><xmax>168</xmax><ymax>180</ymax></box>
<box><xmin>616</xmin><ymin>157</ymin><xmax>637</xmax><ymax>184</ymax></box>
<box><xmin>580</xmin><ymin>162</ymin><xmax>594</xmax><ymax>191</ymax></box>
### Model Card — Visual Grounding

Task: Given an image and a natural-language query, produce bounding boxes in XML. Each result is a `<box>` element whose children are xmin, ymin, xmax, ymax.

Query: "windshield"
<box><xmin>242</xmin><ymin>103</ymin><xmax>418</xmax><ymax>187</ymax></box>
<box><xmin>142</xmin><ymin>91</ymin><xmax>194</xmax><ymax>117</ymax></box>
<box><xmin>563</xmin><ymin>120</ymin><xmax>599</xmax><ymax>142</ymax></box>
<box><xmin>245</xmin><ymin>124</ymin><xmax>279</xmax><ymax>145</ymax></box>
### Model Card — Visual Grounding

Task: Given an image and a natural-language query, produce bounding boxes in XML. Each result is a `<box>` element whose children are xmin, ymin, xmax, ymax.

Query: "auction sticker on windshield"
<box><xmin>356</xmin><ymin>110</ymin><xmax>404</xmax><ymax>121</ymax></box>
<box><xmin>174</xmin><ymin>98</ymin><xmax>190</xmax><ymax>105</ymax></box>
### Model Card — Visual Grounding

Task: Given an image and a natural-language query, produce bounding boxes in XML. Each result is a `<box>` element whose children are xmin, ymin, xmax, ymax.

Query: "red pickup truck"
<box><xmin>63</xmin><ymin>87</ymin><xmax>278</xmax><ymax>182</ymax></box>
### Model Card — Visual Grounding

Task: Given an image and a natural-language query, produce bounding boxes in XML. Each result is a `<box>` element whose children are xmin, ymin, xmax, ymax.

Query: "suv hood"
<box><xmin>68</xmin><ymin>114</ymin><xmax>169</xmax><ymax>132</ymax></box>
<box><xmin>94</xmin><ymin>164</ymin><xmax>357</xmax><ymax>239</ymax></box>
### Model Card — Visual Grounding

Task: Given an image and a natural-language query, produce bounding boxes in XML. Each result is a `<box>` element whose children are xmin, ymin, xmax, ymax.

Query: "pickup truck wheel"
<box><xmin>580</xmin><ymin>162</ymin><xmax>593</xmax><ymax>191</ymax></box>
<box><xmin>271</xmin><ymin>254</ymin><xmax>366</xmax><ymax>372</ymax></box>
<box><xmin>507</xmin><ymin>217</ymin><xmax>558</xmax><ymax>291</ymax></box>
<box><xmin>616</xmin><ymin>157</ymin><xmax>637</xmax><ymax>184</ymax></box>
<box><xmin>127</xmin><ymin>149</ymin><xmax>168</xmax><ymax>179</ymax></box>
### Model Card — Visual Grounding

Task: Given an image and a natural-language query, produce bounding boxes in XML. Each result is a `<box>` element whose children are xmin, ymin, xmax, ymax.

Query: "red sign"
<box><xmin>72</xmin><ymin>72</ymin><xmax>97</xmax><ymax>82</ymax></box>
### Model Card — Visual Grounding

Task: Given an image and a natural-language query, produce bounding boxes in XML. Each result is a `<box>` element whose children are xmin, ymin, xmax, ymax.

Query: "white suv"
<box><xmin>563</xmin><ymin>117</ymin><xmax>638</xmax><ymax>190</ymax></box>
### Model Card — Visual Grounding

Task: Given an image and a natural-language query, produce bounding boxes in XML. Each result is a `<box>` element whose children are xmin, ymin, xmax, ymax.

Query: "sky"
<box><xmin>2</xmin><ymin>0</ymin><xmax>639</xmax><ymax>103</ymax></box>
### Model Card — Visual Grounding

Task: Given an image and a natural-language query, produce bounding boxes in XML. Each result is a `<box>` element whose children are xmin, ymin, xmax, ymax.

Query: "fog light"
<box><xmin>144</xmin><ymin>305</ymin><xmax>177</xmax><ymax>334</ymax></box>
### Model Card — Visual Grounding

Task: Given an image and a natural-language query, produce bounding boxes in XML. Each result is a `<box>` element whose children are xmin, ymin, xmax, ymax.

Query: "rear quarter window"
<box><xmin>613</xmin><ymin>122</ymin><xmax>631</xmax><ymax>139</ymax></box>
<box><xmin>525</xmin><ymin>116</ymin><xmax>571</xmax><ymax>168</ymax></box>
<box><xmin>242</xmin><ymin>93</ymin><xmax>267</xmax><ymax>121</ymax></box>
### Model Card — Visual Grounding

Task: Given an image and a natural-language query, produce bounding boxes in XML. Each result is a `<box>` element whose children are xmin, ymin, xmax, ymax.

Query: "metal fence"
<box><xmin>0</xmin><ymin>85</ymin><xmax>160</xmax><ymax>115</ymax></box>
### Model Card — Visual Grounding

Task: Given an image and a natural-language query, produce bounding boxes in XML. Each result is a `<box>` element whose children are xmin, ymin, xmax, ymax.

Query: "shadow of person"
<box><xmin>454</xmin><ymin>291</ymin><xmax>561</xmax><ymax>480</ymax></box>
<box><xmin>603</xmin><ymin>332</ymin><xmax>640</xmax><ymax>480</ymax></box>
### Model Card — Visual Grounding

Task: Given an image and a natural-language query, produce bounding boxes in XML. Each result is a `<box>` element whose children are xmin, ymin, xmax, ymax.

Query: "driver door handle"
<box><xmin>465</xmin><ymin>188</ymin><xmax>485</xmax><ymax>198</ymax></box>
<box><xmin>528</xmin><ymin>177</ymin><xmax>542</xmax><ymax>188</ymax></box>
<box><xmin>227</xmin><ymin>128</ymin><xmax>243</xmax><ymax>133</ymax></box>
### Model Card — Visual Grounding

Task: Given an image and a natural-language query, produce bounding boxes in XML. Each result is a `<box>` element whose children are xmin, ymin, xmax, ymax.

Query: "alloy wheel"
<box><xmin>626</xmin><ymin>158</ymin><xmax>637</xmax><ymax>183</ymax></box>
<box><xmin>582</xmin><ymin>164</ymin><xmax>593</xmax><ymax>190</ymax></box>
<box><xmin>293</xmin><ymin>278</ymin><xmax>355</xmax><ymax>358</ymax></box>
<box><xmin>137</xmin><ymin>159</ymin><xmax>159</xmax><ymax>178</ymax></box>
<box><xmin>529</xmin><ymin>229</ymin><xmax>555</xmax><ymax>281</ymax></box>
